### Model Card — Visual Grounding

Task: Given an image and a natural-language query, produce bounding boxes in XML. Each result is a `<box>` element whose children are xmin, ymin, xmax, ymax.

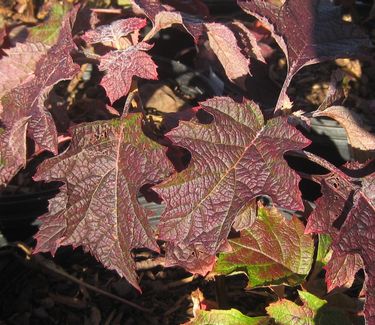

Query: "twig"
<box><xmin>13</xmin><ymin>243</ymin><xmax>152</xmax><ymax>313</ymax></box>
<box><xmin>91</xmin><ymin>8</ymin><xmax>123</xmax><ymax>14</ymax></box>
<box><xmin>34</xmin><ymin>254</ymin><xmax>152</xmax><ymax>313</ymax></box>
<box><xmin>165</xmin><ymin>275</ymin><xmax>196</xmax><ymax>289</ymax></box>
<box><xmin>135</xmin><ymin>256</ymin><xmax>165</xmax><ymax>271</ymax></box>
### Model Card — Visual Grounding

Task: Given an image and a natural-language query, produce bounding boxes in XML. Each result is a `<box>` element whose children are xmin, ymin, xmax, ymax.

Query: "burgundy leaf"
<box><xmin>82</xmin><ymin>17</ymin><xmax>146</xmax><ymax>45</ymax></box>
<box><xmin>325</xmin><ymin>252</ymin><xmax>363</xmax><ymax>292</ymax></box>
<box><xmin>238</xmin><ymin>0</ymin><xmax>370</xmax><ymax>112</ymax></box>
<box><xmin>0</xmin><ymin>6</ymin><xmax>80</xmax><ymax>186</ymax></box>
<box><xmin>230</xmin><ymin>21</ymin><xmax>268</xmax><ymax>64</ymax></box>
<box><xmin>0</xmin><ymin>42</ymin><xmax>49</xmax><ymax>98</ymax></box>
<box><xmin>98</xmin><ymin>43</ymin><xmax>157</xmax><ymax>104</ymax></box>
<box><xmin>33</xmin><ymin>114</ymin><xmax>174</xmax><ymax>290</ymax></box>
<box><xmin>0</xmin><ymin>117</ymin><xmax>29</xmax><ymax>187</ymax></box>
<box><xmin>155</xmin><ymin>96</ymin><xmax>310</xmax><ymax>274</ymax></box>
<box><xmin>33</xmin><ymin>185</ymin><xmax>68</xmax><ymax>254</ymax></box>
<box><xmin>205</xmin><ymin>23</ymin><xmax>250</xmax><ymax>83</ymax></box>
<box><xmin>306</xmin><ymin>173</ymin><xmax>354</xmax><ymax>236</ymax></box>
<box><xmin>132</xmin><ymin>0</ymin><xmax>203</xmax><ymax>42</ymax></box>
<box><xmin>305</xmin><ymin>170</ymin><xmax>365</xmax><ymax>294</ymax></box>
<box><xmin>306</xmin><ymin>165</ymin><xmax>374</xmax><ymax>323</ymax></box>
<box><xmin>332</xmin><ymin>177</ymin><xmax>375</xmax><ymax>323</ymax></box>
<box><xmin>1</xmin><ymin>6</ymin><xmax>80</xmax><ymax>154</ymax></box>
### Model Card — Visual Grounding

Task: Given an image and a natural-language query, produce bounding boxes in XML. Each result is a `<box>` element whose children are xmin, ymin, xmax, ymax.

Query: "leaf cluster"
<box><xmin>0</xmin><ymin>0</ymin><xmax>374</xmax><ymax>323</ymax></box>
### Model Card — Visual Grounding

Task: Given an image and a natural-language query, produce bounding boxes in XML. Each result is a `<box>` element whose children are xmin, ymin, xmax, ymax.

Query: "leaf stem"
<box><xmin>288</xmin><ymin>150</ymin><xmax>351</xmax><ymax>180</ymax></box>
<box><xmin>122</xmin><ymin>88</ymin><xmax>138</xmax><ymax>118</ymax></box>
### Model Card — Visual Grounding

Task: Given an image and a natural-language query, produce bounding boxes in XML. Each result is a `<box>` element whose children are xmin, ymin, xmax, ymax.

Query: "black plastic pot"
<box><xmin>309</xmin><ymin>117</ymin><xmax>352</xmax><ymax>163</ymax></box>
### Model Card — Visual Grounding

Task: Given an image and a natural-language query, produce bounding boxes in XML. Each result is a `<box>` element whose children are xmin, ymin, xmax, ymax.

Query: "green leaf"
<box><xmin>316</xmin><ymin>234</ymin><xmax>332</xmax><ymax>270</ymax></box>
<box><xmin>187</xmin><ymin>309</ymin><xmax>270</xmax><ymax>325</ymax></box>
<box><xmin>267</xmin><ymin>290</ymin><xmax>352</xmax><ymax>325</ymax></box>
<box><xmin>299</xmin><ymin>291</ymin><xmax>326</xmax><ymax>312</ymax></box>
<box><xmin>214</xmin><ymin>206</ymin><xmax>314</xmax><ymax>287</ymax></box>
<box><xmin>117</xmin><ymin>0</ymin><xmax>132</xmax><ymax>7</ymax></box>
<box><xmin>28</xmin><ymin>3</ymin><xmax>70</xmax><ymax>45</ymax></box>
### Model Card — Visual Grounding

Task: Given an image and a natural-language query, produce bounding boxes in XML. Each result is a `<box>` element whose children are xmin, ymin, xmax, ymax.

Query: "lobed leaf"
<box><xmin>98</xmin><ymin>43</ymin><xmax>158</xmax><ymax>104</ymax></box>
<box><xmin>332</xmin><ymin>179</ymin><xmax>375</xmax><ymax>323</ymax></box>
<box><xmin>81</xmin><ymin>17</ymin><xmax>147</xmax><ymax>46</ymax></box>
<box><xmin>214</xmin><ymin>205</ymin><xmax>314</xmax><ymax>287</ymax></box>
<box><xmin>155</xmin><ymin>96</ymin><xmax>310</xmax><ymax>274</ymax></box>
<box><xmin>306</xmin><ymin>164</ymin><xmax>374</xmax><ymax>322</ymax></box>
<box><xmin>33</xmin><ymin>114</ymin><xmax>174</xmax><ymax>290</ymax></box>
<box><xmin>0</xmin><ymin>6</ymin><xmax>80</xmax><ymax>186</ymax></box>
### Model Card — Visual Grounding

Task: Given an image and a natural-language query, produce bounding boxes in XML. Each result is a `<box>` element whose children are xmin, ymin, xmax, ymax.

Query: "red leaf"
<box><xmin>306</xmin><ymin>173</ymin><xmax>353</xmax><ymax>236</ymax></box>
<box><xmin>82</xmin><ymin>17</ymin><xmax>147</xmax><ymax>45</ymax></box>
<box><xmin>0</xmin><ymin>6</ymin><xmax>80</xmax><ymax>186</ymax></box>
<box><xmin>0</xmin><ymin>117</ymin><xmax>29</xmax><ymax>187</ymax></box>
<box><xmin>33</xmin><ymin>185</ymin><xmax>68</xmax><ymax>254</ymax></box>
<box><xmin>332</xmin><ymin>178</ymin><xmax>375</xmax><ymax>322</ymax></box>
<box><xmin>155</xmin><ymin>96</ymin><xmax>310</xmax><ymax>274</ymax></box>
<box><xmin>0</xmin><ymin>42</ymin><xmax>49</xmax><ymax>98</ymax></box>
<box><xmin>132</xmin><ymin>0</ymin><xmax>203</xmax><ymax>42</ymax></box>
<box><xmin>238</xmin><ymin>0</ymin><xmax>370</xmax><ymax>112</ymax></box>
<box><xmin>80</xmin><ymin>18</ymin><xmax>157</xmax><ymax>103</ymax></box>
<box><xmin>306</xmin><ymin>164</ymin><xmax>374</xmax><ymax>323</ymax></box>
<box><xmin>33</xmin><ymin>115</ymin><xmax>174</xmax><ymax>290</ymax></box>
<box><xmin>230</xmin><ymin>21</ymin><xmax>268</xmax><ymax>64</ymax></box>
<box><xmin>205</xmin><ymin>23</ymin><xmax>250</xmax><ymax>83</ymax></box>
<box><xmin>325</xmin><ymin>252</ymin><xmax>363</xmax><ymax>292</ymax></box>
<box><xmin>98</xmin><ymin>43</ymin><xmax>158</xmax><ymax>104</ymax></box>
